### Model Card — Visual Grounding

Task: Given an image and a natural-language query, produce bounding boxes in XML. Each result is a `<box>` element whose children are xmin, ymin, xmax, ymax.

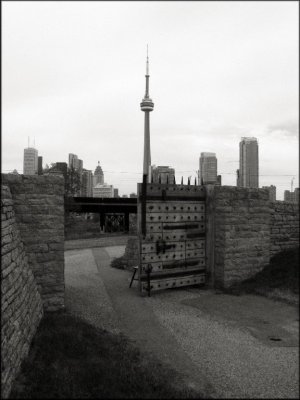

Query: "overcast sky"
<box><xmin>2</xmin><ymin>1</ymin><xmax>299</xmax><ymax>198</ymax></box>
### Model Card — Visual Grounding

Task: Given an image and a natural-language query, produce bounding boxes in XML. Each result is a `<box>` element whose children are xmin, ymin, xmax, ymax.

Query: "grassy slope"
<box><xmin>10</xmin><ymin>312</ymin><xmax>202</xmax><ymax>399</ymax></box>
<box><xmin>226</xmin><ymin>248</ymin><xmax>299</xmax><ymax>303</ymax></box>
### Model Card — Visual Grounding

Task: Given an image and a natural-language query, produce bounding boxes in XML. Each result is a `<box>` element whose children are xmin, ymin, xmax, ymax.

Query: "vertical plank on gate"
<box><xmin>205</xmin><ymin>184</ymin><xmax>215</xmax><ymax>288</ymax></box>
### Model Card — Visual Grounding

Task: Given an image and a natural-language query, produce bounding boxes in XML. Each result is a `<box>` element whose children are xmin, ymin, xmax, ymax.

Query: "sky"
<box><xmin>2</xmin><ymin>1</ymin><xmax>299</xmax><ymax>198</ymax></box>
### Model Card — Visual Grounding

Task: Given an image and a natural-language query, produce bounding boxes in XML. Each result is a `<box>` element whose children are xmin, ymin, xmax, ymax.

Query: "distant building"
<box><xmin>151</xmin><ymin>165</ymin><xmax>175</xmax><ymax>184</ymax></box>
<box><xmin>23</xmin><ymin>147</ymin><xmax>38</xmax><ymax>175</ymax></box>
<box><xmin>68</xmin><ymin>153</ymin><xmax>78</xmax><ymax>169</ymax></box>
<box><xmin>284</xmin><ymin>188</ymin><xmax>299</xmax><ymax>203</ymax></box>
<box><xmin>93</xmin><ymin>161</ymin><xmax>104</xmax><ymax>186</ymax></box>
<box><xmin>199</xmin><ymin>152</ymin><xmax>217</xmax><ymax>184</ymax></box>
<box><xmin>217</xmin><ymin>175</ymin><xmax>222</xmax><ymax>186</ymax></box>
<box><xmin>262</xmin><ymin>185</ymin><xmax>276</xmax><ymax>202</ymax></box>
<box><xmin>38</xmin><ymin>156</ymin><xmax>43</xmax><ymax>175</ymax></box>
<box><xmin>113</xmin><ymin>188</ymin><xmax>119</xmax><ymax>198</ymax></box>
<box><xmin>238</xmin><ymin>137</ymin><xmax>259</xmax><ymax>188</ymax></box>
<box><xmin>82</xmin><ymin>169</ymin><xmax>93</xmax><ymax>197</ymax></box>
<box><xmin>130</xmin><ymin>193</ymin><xmax>137</xmax><ymax>198</ymax></box>
<box><xmin>122</xmin><ymin>194</ymin><xmax>128</xmax><ymax>198</ymax></box>
<box><xmin>93</xmin><ymin>183</ymin><xmax>114</xmax><ymax>198</ymax></box>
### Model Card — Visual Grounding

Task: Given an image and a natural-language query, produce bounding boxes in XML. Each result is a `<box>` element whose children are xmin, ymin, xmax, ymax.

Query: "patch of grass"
<box><xmin>10</xmin><ymin>311</ymin><xmax>203</xmax><ymax>399</ymax></box>
<box><xmin>110</xmin><ymin>255</ymin><xmax>127</xmax><ymax>270</ymax></box>
<box><xmin>226</xmin><ymin>248</ymin><xmax>299</xmax><ymax>302</ymax></box>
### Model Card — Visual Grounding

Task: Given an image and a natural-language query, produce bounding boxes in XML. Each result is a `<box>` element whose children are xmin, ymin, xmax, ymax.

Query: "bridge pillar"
<box><xmin>100</xmin><ymin>213</ymin><xmax>105</xmax><ymax>232</ymax></box>
<box><xmin>125</xmin><ymin>212</ymin><xmax>130</xmax><ymax>232</ymax></box>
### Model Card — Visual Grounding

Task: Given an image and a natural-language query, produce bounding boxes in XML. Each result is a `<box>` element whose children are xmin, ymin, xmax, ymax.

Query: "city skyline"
<box><xmin>2</xmin><ymin>1</ymin><xmax>298</xmax><ymax>199</ymax></box>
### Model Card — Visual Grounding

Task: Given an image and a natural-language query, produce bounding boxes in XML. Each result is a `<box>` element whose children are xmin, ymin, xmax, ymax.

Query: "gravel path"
<box><xmin>65</xmin><ymin>245</ymin><xmax>299</xmax><ymax>399</ymax></box>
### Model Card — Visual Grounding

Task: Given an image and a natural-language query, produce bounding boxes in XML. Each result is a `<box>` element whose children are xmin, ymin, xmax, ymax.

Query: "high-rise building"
<box><xmin>93</xmin><ymin>183</ymin><xmax>114</xmax><ymax>198</ymax></box>
<box><xmin>23</xmin><ymin>147</ymin><xmax>38</xmax><ymax>175</ymax></box>
<box><xmin>151</xmin><ymin>165</ymin><xmax>175</xmax><ymax>184</ymax></box>
<box><xmin>238</xmin><ymin>137</ymin><xmax>259</xmax><ymax>188</ymax></box>
<box><xmin>199</xmin><ymin>152</ymin><xmax>217</xmax><ymax>184</ymax></box>
<box><xmin>284</xmin><ymin>188</ymin><xmax>299</xmax><ymax>203</ymax></box>
<box><xmin>113</xmin><ymin>188</ymin><xmax>119</xmax><ymax>198</ymax></box>
<box><xmin>140</xmin><ymin>47</ymin><xmax>154</xmax><ymax>183</ymax></box>
<box><xmin>262</xmin><ymin>185</ymin><xmax>276</xmax><ymax>202</ymax></box>
<box><xmin>93</xmin><ymin>162</ymin><xmax>104</xmax><ymax>186</ymax></box>
<box><xmin>77</xmin><ymin>159</ymin><xmax>83</xmax><ymax>175</ymax></box>
<box><xmin>82</xmin><ymin>169</ymin><xmax>93</xmax><ymax>197</ymax></box>
<box><xmin>68</xmin><ymin>153</ymin><xmax>78</xmax><ymax>169</ymax></box>
<box><xmin>38</xmin><ymin>156</ymin><xmax>43</xmax><ymax>175</ymax></box>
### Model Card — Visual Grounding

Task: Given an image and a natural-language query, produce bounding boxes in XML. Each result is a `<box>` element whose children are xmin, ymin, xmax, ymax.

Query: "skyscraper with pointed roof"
<box><xmin>93</xmin><ymin>161</ymin><xmax>104</xmax><ymax>186</ymax></box>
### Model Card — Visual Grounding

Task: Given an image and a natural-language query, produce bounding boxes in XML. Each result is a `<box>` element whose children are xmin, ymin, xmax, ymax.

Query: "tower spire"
<box><xmin>140</xmin><ymin>46</ymin><xmax>154</xmax><ymax>182</ymax></box>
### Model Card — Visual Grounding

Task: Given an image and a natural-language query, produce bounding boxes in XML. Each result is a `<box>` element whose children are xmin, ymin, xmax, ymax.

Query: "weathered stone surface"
<box><xmin>2</xmin><ymin>174</ymin><xmax>65</xmax><ymax>313</ymax></box>
<box><xmin>1</xmin><ymin>185</ymin><xmax>43</xmax><ymax>399</ymax></box>
<box><xmin>270</xmin><ymin>201</ymin><xmax>299</xmax><ymax>257</ymax></box>
<box><xmin>208</xmin><ymin>187</ymin><xmax>299</xmax><ymax>288</ymax></box>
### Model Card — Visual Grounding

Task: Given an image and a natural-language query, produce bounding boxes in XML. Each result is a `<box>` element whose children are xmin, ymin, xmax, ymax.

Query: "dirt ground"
<box><xmin>65</xmin><ymin>244</ymin><xmax>299</xmax><ymax>399</ymax></box>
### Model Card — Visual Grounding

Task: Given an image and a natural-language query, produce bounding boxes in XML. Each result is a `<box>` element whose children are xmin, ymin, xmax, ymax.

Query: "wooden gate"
<box><xmin>137</xmin><ymin>182</ymin><xmax>206</xmax><ymax>295</ymax></box>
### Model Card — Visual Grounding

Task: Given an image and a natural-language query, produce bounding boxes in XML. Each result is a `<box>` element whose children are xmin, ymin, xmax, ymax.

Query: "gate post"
<box><xmin>205</xmin><ymin>185</ymin><xmax>215</xmax><ymax>288</ymax></box>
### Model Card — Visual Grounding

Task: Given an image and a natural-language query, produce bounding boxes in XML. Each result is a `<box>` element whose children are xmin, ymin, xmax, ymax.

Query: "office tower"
<box><xmin>199</xmin><ymin>152</ymin><xmax>217</xmax><ymax>184</ymax></box>
<box><xmin>284</xmin><ymin>190</ymin><xmax>293</xmax><ymax>202</ymax></box>
<box><xmin>217</xmin><ymin>175</ymin><xmax>222</xmax><ymax>186</ymax></box>
<box><xmin>262</xmin><ymin>185</ymin><xmax>276</xmax><ymax>202</ymax></box>
<box><xmin>93</xmin><ymin>161</ymin><xmax>104</xmax><ymax>186</ymax></box>
<box><xmin>284</xmin><ymin>188</ymin><xmax>299</xmax><ymax>203</ymax></box>
<box><xmin>82</xmin><ymin>169</ymin><xmax>93</xmax><ymax>197</ymax></box>
<box><xmin>68</xmin><ymin>153</ymin><xmax>78</xmax><ymax>169</ymax></box>
<box><xmin>140</xmin><ymin>47</ymin><xmax>154</xmax><ymax>183</ymax></box>
<box><xmin>93</xmin><ymin>183</ymin><xmax>114</xmax><ymax>198</ymax></box>
<box><xmin>38</xmin><ymin>156</ymin><xmax>43</xmax><ymax>175</ymax></box>
<box><xmin>77</xmin><ymin>159</ymin><xmax>83</xmax><ymax>175</ymax></box>
<box><xmin>238</xmin><ymin>137</ymin><xmax>259</xmax><ymax>188</ymax></box>
<box><xmin>114</xmin><ymin>188</ymin><xmax>119</xmax><ymax>198</ymax></box>
<box><xmin>151</xmin><ymin>165</ymin><xmax>175</xmax><ymax>184</ymax></box>
<box><xmin>23</xmin><ymin>147</ymin><xmax>38</xmax><ymax>175</ymax></box>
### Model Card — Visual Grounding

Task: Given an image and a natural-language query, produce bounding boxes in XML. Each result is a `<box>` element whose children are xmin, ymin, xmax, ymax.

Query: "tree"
<box><xmin>65</xmin><ymin>166</ymin><xmax>81</xmax><ymax>197</ymax></box>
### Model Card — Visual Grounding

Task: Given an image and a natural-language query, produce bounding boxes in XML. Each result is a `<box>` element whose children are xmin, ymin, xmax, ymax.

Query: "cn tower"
<box><xmin>140</xmin><ymin>46</ymin><xmax>154</xmax><ymax>183</ymax></box>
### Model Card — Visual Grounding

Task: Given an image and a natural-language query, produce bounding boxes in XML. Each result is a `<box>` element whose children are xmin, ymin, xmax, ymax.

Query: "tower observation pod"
<box><xmin>140</xmin><ymin>46</ymin><xmax>154</xmax><ymax>183</ymax></box>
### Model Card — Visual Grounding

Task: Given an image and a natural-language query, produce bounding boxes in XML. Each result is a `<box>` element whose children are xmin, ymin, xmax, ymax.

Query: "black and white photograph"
<box><xmin>1</xmin><ymin>1</ymin><xmax>299</xmax><ymax>398</ymax></box>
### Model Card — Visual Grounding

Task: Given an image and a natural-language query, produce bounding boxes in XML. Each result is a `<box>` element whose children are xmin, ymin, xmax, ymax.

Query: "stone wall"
<box><xmin>123</xmin><ymin>237</ymin><xmax>139</xmax><ymax>270</ymax></box>
<box><xmin>206</xmin><ymin>186</ymin><xmax>272</xmax><ymax>288</ymax></box>
<box><xmin>270</xmin><ymin>201</ymin><xmax>299</xmax><ymax>257</ymax></box>
<box><xmin>2</xmin><ymin>174</ymin><xmax>65</xmax><ymax>311</ymax></box>
<box><xmin>1</xmin><ymin>185</ymin><xmax>43</xmax><ymax>399</ymax></box>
